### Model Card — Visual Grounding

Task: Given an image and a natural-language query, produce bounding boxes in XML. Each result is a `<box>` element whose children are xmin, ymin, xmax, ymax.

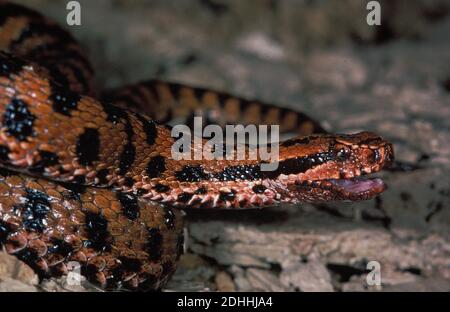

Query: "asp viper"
<box><xmin>0</xmin><ymin>2</ymin><xmax>394</xmax><ymax>291</ymax></box>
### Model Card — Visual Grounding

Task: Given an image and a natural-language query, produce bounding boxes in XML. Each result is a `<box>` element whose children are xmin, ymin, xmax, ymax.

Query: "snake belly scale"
<box><xmin>0</xmin><ymin>1</ymin><xmax>394</xmax><ymax>291</ymax></box>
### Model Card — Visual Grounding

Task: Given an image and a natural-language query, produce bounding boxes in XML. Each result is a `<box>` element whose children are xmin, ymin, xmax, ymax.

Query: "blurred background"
<box><xmin>5</xmin><ymin>0</ymin><xmax>450</xmax><ymax>291</ymax></box>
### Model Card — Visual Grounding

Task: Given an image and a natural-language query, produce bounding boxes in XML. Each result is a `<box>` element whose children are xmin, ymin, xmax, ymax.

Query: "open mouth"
<box><xmin>293</xmin><ymin>176</ymin><xmax>386</xmax><ymax>201</ymax></box>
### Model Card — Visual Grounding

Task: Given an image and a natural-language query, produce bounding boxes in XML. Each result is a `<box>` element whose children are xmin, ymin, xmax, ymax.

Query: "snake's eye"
<box><xmin>336</xmin><ymin>147</ymin><xmax>351</xmax><ymax>161</ymax></box>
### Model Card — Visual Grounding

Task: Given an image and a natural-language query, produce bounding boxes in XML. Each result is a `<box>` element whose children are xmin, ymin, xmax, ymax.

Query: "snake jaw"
<box><xmin>273</xmin><ymin>132</ymin><xmax>394</xmax><ymax>202</ymax></box>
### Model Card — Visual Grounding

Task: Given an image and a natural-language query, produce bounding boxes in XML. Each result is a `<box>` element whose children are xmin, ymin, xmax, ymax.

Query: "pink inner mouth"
<box><xmin>328</xmin><ymin>178</ymin><xmax>385</xmax><ymax>195</ymax></box>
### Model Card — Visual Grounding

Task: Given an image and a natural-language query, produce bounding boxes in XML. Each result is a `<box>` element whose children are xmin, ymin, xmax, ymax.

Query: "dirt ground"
<box><xmin>1</xmin><ymin>0</ymin><xmax>449</xmax><ymax>292</ymax></box>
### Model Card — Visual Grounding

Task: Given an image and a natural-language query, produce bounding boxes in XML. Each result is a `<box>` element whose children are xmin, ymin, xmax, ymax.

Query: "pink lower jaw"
<box><xmin>327</xmin><ymin>177</ymin><xmax>385</xmax><ymax>196</ymax></box>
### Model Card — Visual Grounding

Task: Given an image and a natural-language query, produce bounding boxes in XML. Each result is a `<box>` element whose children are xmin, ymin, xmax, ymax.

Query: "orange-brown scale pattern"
<box><xmin>0</xmin><ymin>167</ymin><xmax>183</xmax><ymax>291</ymax></box>
<box><xmin>0</xmin><ymin>1</ymin><xmax>394</xmax><ymax>291</ymax></box>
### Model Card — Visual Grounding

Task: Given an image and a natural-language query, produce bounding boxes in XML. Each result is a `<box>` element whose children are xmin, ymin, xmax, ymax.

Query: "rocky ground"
<box><xmin>1</xmin><ymin>0</ymin><xmax>449</xmax><ymax>291</ymax></box>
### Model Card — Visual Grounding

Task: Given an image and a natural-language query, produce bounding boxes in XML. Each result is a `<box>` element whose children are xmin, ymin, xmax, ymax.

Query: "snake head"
<box><xmin>274</xmin><ymin>131</ymin><xmax>394</xmax><ymax>202</ymax></box>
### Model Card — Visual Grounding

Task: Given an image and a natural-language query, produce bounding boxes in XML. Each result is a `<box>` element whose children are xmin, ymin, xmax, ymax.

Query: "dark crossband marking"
<box><xmin>101</xmin><ymin>104</ymin><xmax>137</xmax><ymax>176</ymax></box>
<box><xmin>76</xmin><ymin>128</ymin><xmax>100</xmax><ymax>166</ymax></box>
<box><xmin>47</xmin><ymin>238</ymin><xmax>74</xmax><ymax>257</ymax></box>
<box><xmin>0</xmin><ymin>52</ymin><xmax>26</xmax><ymax>76</ymax></box>
<box><xmin>50</xmin><ymin>83</ymin><xmax>81</xmax><ymax>116</ymax></box>
<box><xmin>116</xmin><ymin>192</ymin><xmax>140</xmax><ymax>220</ymax></box>
<box><xmin>136</xmin><ymin>115</ymin><xmax>158</xmax><ymax>145</ymax></box>
<box><xmin>146</xmin><ymin>155</ymin><xmax>166</xmax><ymax>178</ymax></box>
<box><xmin>84</xmin><ymin>212</ymin><xmax>111</xmax><ymax>252</ymax></box>
<box><xmin>0</xmin><ymin>3</ymin><xmax>41</xmax><ymax>27</ymax></box>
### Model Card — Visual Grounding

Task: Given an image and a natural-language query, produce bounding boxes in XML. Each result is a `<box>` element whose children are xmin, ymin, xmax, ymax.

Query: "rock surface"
<box><xmin>3</xmin><ymin>0</ymin><xmax>450</xmax><ymax>291</ymax></box>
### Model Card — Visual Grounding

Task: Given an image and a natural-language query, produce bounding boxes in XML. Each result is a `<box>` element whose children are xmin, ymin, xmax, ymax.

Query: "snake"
<box><xmin>0</xmin><ymin>2</ymin><xmax>394</xmax><ymax>291</ymax></box>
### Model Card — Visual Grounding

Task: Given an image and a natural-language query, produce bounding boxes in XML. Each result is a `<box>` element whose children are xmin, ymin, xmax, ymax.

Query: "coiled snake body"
<box><xmin>0</xmin><ymin>2</ymin><xmax>394</xmax><ymax>291</ymax></box>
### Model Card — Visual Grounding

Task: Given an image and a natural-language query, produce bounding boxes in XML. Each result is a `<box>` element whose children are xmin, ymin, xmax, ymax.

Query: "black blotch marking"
<box><xmin>119</xmin><ymin>142</ymin><xmax>135</xmax><ymax>176</ymax></box>
<box><xmin>213</xmin><ymin>165</ymin><xmax>262</xmax><ymax>181</ymax></box>
<box><xmin>84</xmin><ymin>212</ymin><xmax>111</xmax><ymax>252</ymax></box>
<box><xmin>2</xmin><ymin>98</ymin><xmax>36</xmax><ymax>141</ymax></box>
<box><xmin>219</xmin><ymin>190</ymin><xmax>236</xmax><ymax>202</ymax></box>
<box><xmin>59</xmin><ymin>180</ymin><xmax>87</xmax><ymax>200</ymax></box>
<box><xmin>153</xmin><ymin>183</ymin><xmax>170</xmax><ymax>193</ymax></box>
<box><xmin>146</xmin><ymin>155</ymin><xmax>166</xmax><ymax>178</ymax></box>
<box><xmin>177</xmin><ymin>192</ymin><xmax>193</xmax><ymax>203</ymax></box>
<box><xmin>17</xmin><ymin>188</ymin><xmax>51</xmax><ymax>233</ymax></box>
<box><xmin>136</xmin><ymin>115</ymin><xmax>158</xmax><ymax>145</ymax></box>
<box><xmin>29</xmin><ymin>150</ymin><xmax>59</xmax><ymax>173</ymax></box>
<box><xmin>0</xmin><ymin>52</ymin><xmax>26</xmax><ymax>77</ymax></box>
<box><xmin>0</xmin><ymin>145</ymin><xmax>10</xmax><ymax>161</ymax></box>
<box><xmin>146</xmin><ymin>227</ymin><xmax>162</xmax><ymax>261</ymax></box>
<box><xmin>15</xmin><ymin>248</ymin><xmax>45</xmax><ymax>277</ymax></box>
<box><xmin>47</xmin><ymin>238</ymin><xmax>73</xmax><ymax>257</ymax></box>
<box><xmin>50</xmin><ymin>83</ymin><xmax>81</xmax><ymax>116</ymax></box>
<box><xmin>96</xmin><ymin>168</ymin><xmax>109</xmax><ymax>185</ymax></box>
<box><xmin>175</xmin><ymin>165</ymin><xmax>209</xmax><ymax>182</ymax></box>
<box><xmin>163</xmin><ymin>207</ymin><xmax>176</xmax><ymax>229</ymax></box>
<box><xmin>117</xmin><ymin>192</ymin><xmax>140</xmax><ymax>220</ymax></box>
<box><xmin>104</xmin><ymin>256</ymin><xmax>143</xmax><ymax>290</ymax></box>
<box><xmin>252</xmin><ymin>185</ymin><xmax>267</xmax><ymax>194</ymax></box>
<box><xmin>74</xmin><ymin>175</ymin><xmax>85</xmax><ymax>185</ymax></box>
<box><xmin>194</xmin><ymin>187</ymin><xmax>207</xmax><ymax>194</ymax></box>
<box><xmin>101</xmin><ymin>102</ymin><xmax>127</xmax><ymax>124</ymax></box>
<box><xmin>124</xmin><ymin>177</ymin><xmax>134</xmax><ymax>187</ymax></box>
<box><xmin>76</xmin><ymin>128</ymin><xmax>100</xmax><ymax>166</ymax></box>
<box><xmin>118</xmin><ymin>256</ymin><xmax>142</xmax><ymax>272</ymax></box>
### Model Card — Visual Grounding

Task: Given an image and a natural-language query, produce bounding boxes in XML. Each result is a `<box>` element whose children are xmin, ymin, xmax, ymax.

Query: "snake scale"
<box><xmin>0</xmin><ymin>2</ymin><xmax>394</xmax><ymax>291</ymax></box>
